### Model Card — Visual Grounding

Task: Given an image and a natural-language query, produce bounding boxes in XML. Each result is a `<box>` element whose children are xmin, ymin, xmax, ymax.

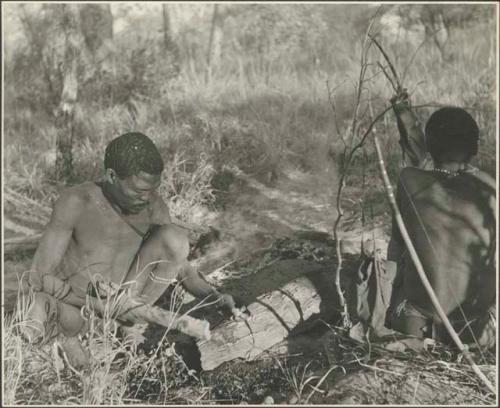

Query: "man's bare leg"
<box><xmin>124</xmin><ymin>224</ymin><xmax>190</xmax><ymax>306</ymax></box>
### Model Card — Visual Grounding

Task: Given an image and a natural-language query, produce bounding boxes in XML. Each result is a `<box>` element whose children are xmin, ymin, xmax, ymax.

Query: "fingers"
<box><xmin>220</xmin><ymin>293</ymin><xmax>236</xmax><ymax>310</ymax></box>
<box><xmin>390</xmin><ymin>88</ymin><xmax>409</xmax><ymax>106</ymax></box>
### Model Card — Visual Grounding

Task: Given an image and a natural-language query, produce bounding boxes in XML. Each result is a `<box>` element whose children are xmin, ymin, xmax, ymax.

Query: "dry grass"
<box><xmin>316</xmin><ymin>323</ymin><xmax>497</xmax><ymax>405</ymax></box>
<box><xmin>2</xmin><ymin>276</ymin><xmax>218</xmax><ymax>405</ymax></box>
<box><xmin>2</xmin><ymin>6</ymin><xmax>497</xmax><ymax>405</ymax></box>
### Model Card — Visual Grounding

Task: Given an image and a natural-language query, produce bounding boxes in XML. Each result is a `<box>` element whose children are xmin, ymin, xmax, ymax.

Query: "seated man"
<box><xmin>385</xmin><ymin>95</ymin><xmax>496</xmax><ymax>349</ymax></box>
<box><xmin>24</xmin><ymin>132</ymin><xmax>236</xmax><ymax>365</ymax></box>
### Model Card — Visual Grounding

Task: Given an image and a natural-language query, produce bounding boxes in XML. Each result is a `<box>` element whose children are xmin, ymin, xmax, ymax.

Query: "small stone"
<box><xmin>288</xmin><ymin>396</ymin><xmax>298</xmax><ymax>404</ymax></box>
<box><xmin>262</xmin><ymin>396</ymin><xmax>274</xmax><ymax>404</ymax></box>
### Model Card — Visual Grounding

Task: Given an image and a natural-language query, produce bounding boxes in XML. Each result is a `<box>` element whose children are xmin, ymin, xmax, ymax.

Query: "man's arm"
<box><xmin>178</xmin><ymin>264</ymin><xmax>236</xmax><ymax>310</ymax></box>
<box><xmin>391</xmin><ymin>91</ymin><xmax>428</xmax><ymax>168</ymax></box>
<box><xmin>30</xmin><ymin>189</ymin><xmax>86</xmax><ymax>306</ymax></box>
<box><xmin>146</xmin><ymin>195</ymin><xmax>238</xmax><ymax>314</ymax></box>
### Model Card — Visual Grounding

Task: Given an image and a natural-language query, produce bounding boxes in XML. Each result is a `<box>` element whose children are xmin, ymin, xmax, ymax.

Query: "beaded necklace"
<box><xmin>432</xmin><ymin>165</ymin><xmax>478</xmax><ymax>177</ymax></box>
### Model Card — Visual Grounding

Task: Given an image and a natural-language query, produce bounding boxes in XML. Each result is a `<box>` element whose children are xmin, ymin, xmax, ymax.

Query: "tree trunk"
<box><xmin>162</xmin><ymin>4</ymin><xmax>180</xmax><ymax>73</ymax></box>
<box><xmin>55</xmin><ymin>5</ymin><xmax>79</xmax><ymax>183</ymax></box>
<box><xmin>197</xmin><ymin>275</ymin><xmax>324</xmax><ymax>371</ymax></box>
<box><xmin>205</xmin><ymin>4</ymin><xmax>224</xmax><ymax>83</ymax></box>
<box><xmin>79</xmin><ymin>4</ymin><xmax>113</xmax><ymax>55</ymax></box>
<box><xmin>162</xmin><ymin>4</ymin><xmax>174</xmax><ymax>51</ymax></box>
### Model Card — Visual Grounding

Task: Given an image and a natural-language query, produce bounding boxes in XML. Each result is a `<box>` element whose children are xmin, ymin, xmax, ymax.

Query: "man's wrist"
<box><xmin>392</xmin><ymin>100</ymin><xmax>411</xmax><ymax>113</ymax></box>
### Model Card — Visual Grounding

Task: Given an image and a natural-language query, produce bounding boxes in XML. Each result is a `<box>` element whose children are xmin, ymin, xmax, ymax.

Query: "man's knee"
<box><xmin>153</xmin><ymin>224</ymin><xmax>190</xmax><ymax>263</ymax></box>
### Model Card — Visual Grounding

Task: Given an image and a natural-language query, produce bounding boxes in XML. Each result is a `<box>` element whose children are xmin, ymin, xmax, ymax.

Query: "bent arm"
<box><xmin>391</xmin><ymin>94</ymin><xmax>428</xmax><ymax>168</ymax></box>
<box><xmin>178</xmin><ymin>265</ymin><xmax>235</xmax><ymax>309</ymax></box>
<box><xmin>30</xmin><ymin>190</ymin><xmax>85</xmax><ymax>305</ymax></box>
<box><xmin>178</xmin><ymin>264</ymin><xmax>219</xmax><ymax>300</ymax></box>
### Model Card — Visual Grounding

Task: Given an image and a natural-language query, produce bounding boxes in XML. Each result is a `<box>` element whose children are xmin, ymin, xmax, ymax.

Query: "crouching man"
<box><xmin>24</xmin><ymin>132</ymin><xmax>236</xmax><ymax>366</ymax></box>
<box><xmin>385</xmin><ymin>93</ymin><xmax>496</xmax><ymax>350</ymax></box>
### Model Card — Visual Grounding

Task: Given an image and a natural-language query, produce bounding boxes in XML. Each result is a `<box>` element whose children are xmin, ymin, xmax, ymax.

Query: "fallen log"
<box><xmin>197</xmin><ymin>275</ymin><xmax>323</xmax><ymax>371</ymax></box>
<box><xmin>192</xmin><ymin>255</ymin><xmax>360</xmax><ymax>371</ymax></box>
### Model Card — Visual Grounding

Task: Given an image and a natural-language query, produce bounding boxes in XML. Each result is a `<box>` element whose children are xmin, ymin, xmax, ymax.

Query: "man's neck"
<box><xmin>100</xmin><ymin>181</ymin><xmax>126</xmax><ymax>215</ymax></box>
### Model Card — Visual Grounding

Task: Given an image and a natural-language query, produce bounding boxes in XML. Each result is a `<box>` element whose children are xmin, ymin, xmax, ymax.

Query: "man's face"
<box><xmin>109</xmin><ymin>170</ymin><xmax>162</xmax><ymax>214</ymax></box>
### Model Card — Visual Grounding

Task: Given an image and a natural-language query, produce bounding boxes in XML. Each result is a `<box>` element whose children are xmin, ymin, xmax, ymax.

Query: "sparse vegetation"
<box><xmin>3</xmin><ymin>3</ymin><xmax>497</xmax><ymax>405</ymax></box>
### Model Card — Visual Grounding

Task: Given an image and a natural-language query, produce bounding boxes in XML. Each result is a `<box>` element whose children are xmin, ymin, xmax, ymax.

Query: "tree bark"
<box><xmin>55</xmin><ymin>4</ymin><xmax>79</xmax><ymax>183</ymax></box>
<box><xmin>205</xmin><ymin>4</ymin><xmax>224</xmax><ymax>83</ymax></box>
<box><xmin>162</xmin><ymin>4</ymin><xmax>180</xmax><ymax>73</ymax></box>
<box><xmin>162</xmin><ymin>4</ymin><xmax>174</xmax><ymax>51</ymax></box>
<box><xmin>79</xmin><ymin>4</ymin><xmax>113</xmax><ymax>55</ymax></box>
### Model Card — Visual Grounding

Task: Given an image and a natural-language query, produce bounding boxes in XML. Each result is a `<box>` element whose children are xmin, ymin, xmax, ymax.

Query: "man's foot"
<box><xmin>60</xmin><ymin>336</ymin><xmax>91</xmax><ymax>370</ymax></box>
<box><xmin>383</xmin><ymin>337</ymin><xmax>434</xmax><ymax>353</ymax></box>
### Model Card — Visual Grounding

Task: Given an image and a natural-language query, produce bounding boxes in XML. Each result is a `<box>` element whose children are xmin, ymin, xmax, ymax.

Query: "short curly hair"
<box><xmin>425</xmin><ymin>107</ymin><xmax>479</xmax><ymax>163</ymax></box>
<box><xmin>104</xmin><ymin>132</ymin><xmax>164</xmax><ymax>178</ymax></box>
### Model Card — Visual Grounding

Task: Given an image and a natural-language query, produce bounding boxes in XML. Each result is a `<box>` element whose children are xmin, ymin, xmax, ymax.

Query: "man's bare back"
<box><xmin>384</xmin><ymin>103</ymin><xmax>496</xmax><ymax>346</ymax></box>
<box><xmin>390</xmin><ymin>167</ymin><xmax>496</xmax><ymax>322</ymax></box>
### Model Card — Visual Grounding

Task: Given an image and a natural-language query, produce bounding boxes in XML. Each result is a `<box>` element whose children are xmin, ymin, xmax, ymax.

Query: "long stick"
<box><xmin>372</xmin><ymin>135</ymin><xmax>495</xmax><ymax>394</ymax></box>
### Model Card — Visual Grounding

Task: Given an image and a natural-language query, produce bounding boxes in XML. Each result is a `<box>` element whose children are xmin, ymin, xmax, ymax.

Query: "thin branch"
<box><xmin>369</xmin><ymin>34</ymin><xmax>402</xmax><ymax>91</ymax></box>
<box><xmin>326</xmin><ymin>80</ymin><xmax>345</xmax><ymax>146</ymax></box>
<box><xmin>377</xmin><ymin>62</ymin><xmax>397</xmax><ymax>92</ymax></box>
<box><xmin>330</xmin><ymin>8</ymin><xmax>387</xmax><ymax>329</ymax></box>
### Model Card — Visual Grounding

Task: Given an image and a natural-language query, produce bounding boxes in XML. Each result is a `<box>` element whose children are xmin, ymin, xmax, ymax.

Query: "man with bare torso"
<box><xmin>25</xmin><ymin>132</ymin><xmax>235</xmax><ymax>364</ymax></box>
<box><xmin>385</xmin><ymin>96</ymin><xmax>496</xmax><ymax>348</ymax></box>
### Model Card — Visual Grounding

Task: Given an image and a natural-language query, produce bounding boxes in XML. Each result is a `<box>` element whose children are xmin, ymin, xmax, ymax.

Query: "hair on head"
<box><xmin>425</xmin><ymin>107</ymin><xmax>479</xmax><ymax>163</ymax></box>
<box><xmin>104</xmin><ymin>132</ymin><xmax>164</xmax><ymax>178</ymax></box>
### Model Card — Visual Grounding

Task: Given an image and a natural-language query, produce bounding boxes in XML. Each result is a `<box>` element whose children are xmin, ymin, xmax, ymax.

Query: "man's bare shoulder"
<box><xmin>471</xmin><ymin>170</ymin><xmax>496</xmax><ymax>193</ymax></box>
<box><xmin>149</xmin><ymin>191</ymin><xmax>171</xmax><ymax>225</ymax></box>
<box><xmin>398</xmin><ymin>167</ymin><xmax>434</xmax><ymax>194</ymax></box>
<box><xmin>52</xmin><ymin>182</ymin><xmax>96</xmax><ymax>220</ymax></box>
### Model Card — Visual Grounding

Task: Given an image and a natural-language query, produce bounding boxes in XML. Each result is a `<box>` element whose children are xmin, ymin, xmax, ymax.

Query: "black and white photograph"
<box><xmin>2</xmin><ymin>2</ymin><xmax>498</xmax><ymax>405</ymax></box>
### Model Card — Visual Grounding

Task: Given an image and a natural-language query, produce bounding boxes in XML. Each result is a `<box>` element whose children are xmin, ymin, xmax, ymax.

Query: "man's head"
<box><xmin>104</xmin><ymin>132</ymin><xmax>164</xmax><ymax>213</ymax></box>
<box><xmin>425</xmin><ymin>107</ymin><xmax>479</xmax><ymax>165</ymax></box>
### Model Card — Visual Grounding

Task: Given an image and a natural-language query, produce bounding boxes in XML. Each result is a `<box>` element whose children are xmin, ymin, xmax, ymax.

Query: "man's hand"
<box><xmin>29</xmin><ymin>273</ymin><xmax>86</xmax><ymax>307</ymax></box>
<box><xmin>217</xmin><ymin>292</ymin><xmax>250</xmax><ymax>321</ymax></box>
<box><xmin>217</xmin><ymin>293</ymin><xmax>236</xmax><ymax>310</ymax></box>
<box><xmin>390</xmin><ymin>88</ymin><xmax>410</xmax><ymax>112</ymax></box>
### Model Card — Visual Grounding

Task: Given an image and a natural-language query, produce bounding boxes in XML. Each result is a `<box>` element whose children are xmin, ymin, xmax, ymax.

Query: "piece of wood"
<box><xmin>86</xmin><ymin>281</ymin><xmax>211</xmax><ymax>341</ymax></box>
<box><xmin>197</xmin><ymin>275</ymin><xmax>323</xmax><ymax>371</ymax></box>
<box><xmin>92</xmin><ymin>299</ymin><xmax>211</xmax><ymax>341</ymax></box>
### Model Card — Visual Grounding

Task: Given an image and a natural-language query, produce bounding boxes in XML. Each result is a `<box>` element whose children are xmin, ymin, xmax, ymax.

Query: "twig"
<box><xmin>330</xmin><ymin>12</ymin><xmax>387</xmax><ymax>329</ymax></box>
<box><xmin>377</xmin><ymin>62</ymin><xmax>397</xmax><ymax>92</ymax></box>
<box><xmin>304</xmin><ymin>365</ymin><xmax>339</xmax><ymax>403</ymax></box>
<box><xmin>369</xmin><ymin>34</ymin><xmax>402</xmax><ymax>91</ymax></box>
